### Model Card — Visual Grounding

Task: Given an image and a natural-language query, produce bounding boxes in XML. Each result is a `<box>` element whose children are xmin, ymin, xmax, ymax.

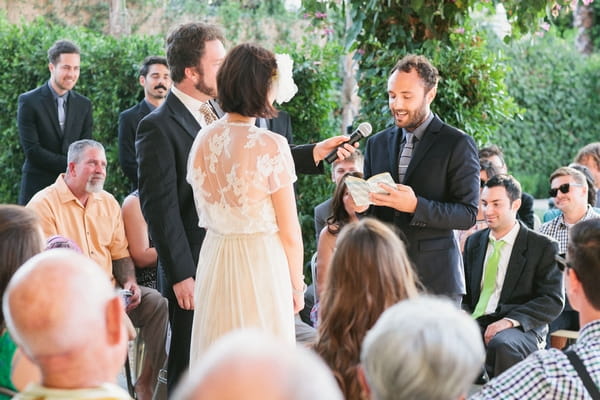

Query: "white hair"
<box><xmin>3</xmin><ymin>249</ymin><xmax>116</xmax><ymax>358</ymax></box>
<box><xmin>360</xmin><ymin>296</ymin><xmax>485</xmax><ymax>400</ymax></box>
<box><xmin>173</xmin><ymin>329</ymin><xmax>343</xmax><ymax>400</ymax></box>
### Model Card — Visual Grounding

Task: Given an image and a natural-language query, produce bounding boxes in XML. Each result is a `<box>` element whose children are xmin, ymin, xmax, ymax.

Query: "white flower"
<box><xmin>274</xmin><ymin>53</ymin><xmax>298</xmax><ymax>104</ymax></box>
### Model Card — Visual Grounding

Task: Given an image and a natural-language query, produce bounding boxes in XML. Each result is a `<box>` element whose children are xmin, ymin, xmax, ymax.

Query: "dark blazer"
<box><xmin>517</xmin><ymin>192</ymin><xmax>535</xmax><ymax>229</ymax></box>
<box><xmin>462</xmin><ymin>223</ymin><xmax>564</xmax><ymax>335</ymax></box>
<box><xmin>118</xmin><ymin>100</ymin><xmax>152</xmax><ymax>189</ymax></box>
<box><xmin>18</xmin><ymin>83</ymin><xmax>93</xmax><ymax>204</ymax></box>
<box><xmin>314</xmin><ymin>197</ymin><xmax>332</xmax><ymax>242</ymax></box>
<box><xmin>364</xmin><ymin>115</ymin><xmax>479</xmax><ymax>296</ymax></box>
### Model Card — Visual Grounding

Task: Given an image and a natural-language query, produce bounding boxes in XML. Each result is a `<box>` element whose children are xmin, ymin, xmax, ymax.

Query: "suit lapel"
<box><xmin>404</xmin><ymin>115</ymin><xmax>442</xmax><ymax>183</ymax></box>
<box><xmin>470</xmin><ymin>229</ymin><xmax>490</xmax><ymax>305</ymax></box>
<box><xmin>388</xmin><ymin>126</ymin><xmax>402</xmax><ymax>182</ymax></box>
<box><xmin>499</xmin><ymin>223</ymin><xmax>528</xmax><ymax>304</ymax></box>
<box><xmin>62</xmin><ymin>91</ymin><xmax>80</xmax><ymax>152</ymax></box>
<box><xmin>40</xmin><ymin>85</ymin><xmax>62</xmax><ymax>139</ymax></box>
<box><xmin>166</xmin><ymin>92</ymin><xmax>201</xmax><ymax>139</ymax></box>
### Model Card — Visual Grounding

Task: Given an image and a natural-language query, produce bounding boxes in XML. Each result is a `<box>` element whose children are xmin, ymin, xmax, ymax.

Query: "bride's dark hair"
<box><xmin>217</xmin><ymin>43</ymin><xmax>278</xmax><ymax>119</ymax></box>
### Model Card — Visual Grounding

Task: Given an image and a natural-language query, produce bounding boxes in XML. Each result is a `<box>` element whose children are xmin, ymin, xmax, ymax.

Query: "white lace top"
<box><xmin>187</xmin><ymin>119</ymin><xmax>297</xmax><ymax>235</ymax></box>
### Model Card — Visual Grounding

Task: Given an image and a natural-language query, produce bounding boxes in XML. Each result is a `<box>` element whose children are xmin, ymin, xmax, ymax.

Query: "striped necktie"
<box><xmin>199</xmin><ymin>102</ymin><xmax>217</xmax><ymax>125</ymax></box>
<box><xmin>398</xmin><ymin>132</ymin><xmax>414</xmax><ymax>183</ymax></box>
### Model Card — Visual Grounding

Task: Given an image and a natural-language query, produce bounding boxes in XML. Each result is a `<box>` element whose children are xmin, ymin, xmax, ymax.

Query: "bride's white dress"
<box><xmin>186</xmin><ymin>119</ymin><xmax>297</xmax><ymax>365</ymax></box>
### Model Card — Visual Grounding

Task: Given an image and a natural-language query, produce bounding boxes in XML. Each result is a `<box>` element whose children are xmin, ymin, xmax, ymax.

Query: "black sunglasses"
<box><xmin>480</xmin><ymin>180</ymin><xmax>486</xmax><ymax>188</ymax></box>
<box><xmin>555</xmin><ymin>254</ymin><xmax>574</xmax><ymax>272</ymax></box>
<box><xmin>548</xmin><ymin>183</ymin><xmax>582</xmax><ymax>198</ymax></box>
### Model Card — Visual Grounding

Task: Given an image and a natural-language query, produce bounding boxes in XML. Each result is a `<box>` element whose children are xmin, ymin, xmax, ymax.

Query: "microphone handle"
<box><xmin>324</xmin><ymin>132</ymin><xmax>363</xmax><ymax>164</ymax></box>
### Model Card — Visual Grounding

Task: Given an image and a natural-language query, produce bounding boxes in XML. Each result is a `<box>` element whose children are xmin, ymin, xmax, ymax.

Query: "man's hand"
<box><xmin>313</xmin><ymin>136</ymin><xmax>358</xmax><ymax>164</ymax></box>
<box><xmin>484</xmin><ymin>318</ymin><xmax>514</xmax><ymax>345</ymax></box>
<box><xmin>369</xmin><ymin>183</ymin><xmax>418</xmax><ymax>213</ymax></box>
<box><xmin>173</xmin><ymin>277</ymin><xmax>195</xmax><ymax>310</ymax></box>
<box><xmin>122</xmin><ymin>280</ymin><xmax>141</xmax><ymax>312</ymax></box>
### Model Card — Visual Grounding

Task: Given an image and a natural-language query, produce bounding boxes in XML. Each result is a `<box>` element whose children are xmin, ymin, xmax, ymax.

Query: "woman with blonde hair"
<box><xmin>314</xmin><ymin>217</ymin><xmax>419</xmax><ymax>399</ymax></box>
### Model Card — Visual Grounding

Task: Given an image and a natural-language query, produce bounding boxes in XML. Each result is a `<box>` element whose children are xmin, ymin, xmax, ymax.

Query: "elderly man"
<box><xmin>26</xmin><ymin>139</ymin><xmax>167</xmax><ymax>400</ymax></box>
<box><xmin>471</xmin><ymin>219</ymin><xmax>600</xmax><ymax>399</ymax></box>
<box><xmin>540</xmin><ymin>166</ymin><xmax>600</xmax><ymax>346</ymax></box>
<box><xmin>172</xmin><ymin>330</ymin><xmax>343</xmax><ymax>400</ymax></box>
<box><xmin>359</xmin><ymin>296</ymin><xmax>484</xmax><ymax>400</ymax></box>
<box><xmin>3</xmin><ymin>249</ymin><xmax>131</xmax><ymax>399</ymax></box>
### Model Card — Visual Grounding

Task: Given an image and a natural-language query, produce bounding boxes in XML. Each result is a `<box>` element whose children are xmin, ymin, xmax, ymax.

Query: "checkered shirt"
<box><xmin>539</xmin><ymin>206</ymin><xmax>600</xmax><ymax>254</ymax></box>
<box><xmin>470</xmin><ymin>320</ymin><xmax>600</xmax><ymax>400</ymax></box>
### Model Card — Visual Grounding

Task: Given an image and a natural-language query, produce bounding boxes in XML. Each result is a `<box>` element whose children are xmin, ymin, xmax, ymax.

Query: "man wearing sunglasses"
<box><xmin>463</xmin><ymin>174</ymin><xmax>563</xmax><ymax>380</ymax></box>
<box><xmin>540</xmin><ymin>166</ymin><xmax>600</xmax><ymax>347</ymax></box>
<box><xmin>472</xmin><ymin>219</ymin><xmax>600</xmax><ymax>399</ymax></box>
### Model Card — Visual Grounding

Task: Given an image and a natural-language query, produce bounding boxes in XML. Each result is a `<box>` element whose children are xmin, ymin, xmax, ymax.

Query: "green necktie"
<box><xmin>472</xmin><ymin>239</ymin><xmax>506</xmax><ymax>319</ymax></box>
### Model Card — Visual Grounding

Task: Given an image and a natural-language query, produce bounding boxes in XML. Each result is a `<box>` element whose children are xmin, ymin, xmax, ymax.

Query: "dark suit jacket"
<box><xmin>462</xmin><ymin>223</ymin><xmax>564</xmax><ymax>335</ymax></box>
<box><xmin>314</xmin><ymin>197</ymin><xmax>332</xmax><ymax>242</ymax></box>
<box><xmin>137</xmin><ymin>92</ymin><xmax>321</xmax><ymax>302</ymax></box>
<box><xmin>364</xmin><ymin>115</ymin><xmax>479</xmax><ymax>296</ymax></box>
<box><xmin>517</xmin><ymin>192</ymin><xmax>535</xmax><ymax>229</ymax></box>
<box><xmin>18</xmin><ymin>83</ymin><xmax>93</xmax><ymax>204</ymax></box>
<box><xmin>118</xmin><ymin>100</ymin><xmax>152</xmax><ymax>189</ymax></box>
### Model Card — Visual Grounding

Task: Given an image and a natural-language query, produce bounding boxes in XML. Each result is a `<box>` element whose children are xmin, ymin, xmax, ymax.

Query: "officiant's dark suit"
<box><xmin>364</xmin><ymin>115</ymin><xmax>479</xmax><ymax>298</ymax></box>
<box><xmin>137</xmin><ymin>91</ymin><xmax>319</xmax><ymax>391</ymax></box>
<box><xmin>17</xmin><ymin>83</ymin><xmax>92</xmax><ymax>204</ymax></box>
<box><xmin>463</xmin><ymin>222</ymin><xmax>563</xmax><ymax>376</ymax></box>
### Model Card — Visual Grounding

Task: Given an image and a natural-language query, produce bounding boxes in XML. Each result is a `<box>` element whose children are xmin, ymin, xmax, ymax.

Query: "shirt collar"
<box><xmin>47</xmin><ymin>81</ymin><xmax>69</xmax><ymax>102</ymax></box>
<box><xmin>489</xmin><ymin>221</ymin><xmax>520</xmax><ymax>246</ymax></box>
<box><xmin>143</xmin><ymin>98</ymin><xmax>157</xmax><ymax>111</ymax></box>
<box><xmin>402</xmin><ymin>111</ymin><xmax>434</xmax><ymax>142</ymax></box>
<box><xmin>171</xmin><ymin>85</ymin><xmax>205</xmax><ymax>115</ymax></box>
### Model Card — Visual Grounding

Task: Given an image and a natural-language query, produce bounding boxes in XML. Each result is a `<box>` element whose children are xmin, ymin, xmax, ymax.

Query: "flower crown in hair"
<box><xmin>273</xmin><ymin>53</ymin><xmax>298</xmax><ymax>104</ymax></box>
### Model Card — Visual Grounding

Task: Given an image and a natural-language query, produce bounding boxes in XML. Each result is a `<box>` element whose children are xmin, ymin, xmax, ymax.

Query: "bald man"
<box><xmin>3</xmin><ymin>249</ymin><xmax>132</xmax><ymax>400</ymax></box>
<box><xmin>172</xmin><ymin>329</ymin><xmax>343</xmax><ymax>400</ymax></box>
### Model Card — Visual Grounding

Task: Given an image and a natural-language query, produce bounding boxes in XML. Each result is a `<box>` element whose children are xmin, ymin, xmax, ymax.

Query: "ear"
<box><xmin>357</xmin><ymin>364</ymin><xmax>371</xmax><ymax>399</ymax></box>
<box><xmin>105</xmin><ymin>296</ymin><xmax>125</xmax><ymax>346</ymax></box>
<box><xmin>67</xmin><ymin>161</ymin><xmax>76</xmax><ymax>177</ymax></box>
<box><xmin>48</xmin><ymin>63</ymin><xmax>54</xmax><ymax>74</ymax></box>
<box><xmin>139</xmin><ymin>75</ymin><xmax>146</xmax><ymax>87</ymax></box>
<box><xmin>511</xmin><ymin>198</ymin><xmax>522</xmax><ymax>213</ymax></box>
<box><xmin>426</xmin><ymin>85</ymin><xmax>437</xmax><ymax>104</ymax></box>
<box><xmin>565</xmin><ymin>268</ymin><xmax>583</xmax><ymax>311</ymax></box>
<box><xmin>184</xmin><ymin>66</ymin><xmax>197</xmax><ymax>82</ymax></box>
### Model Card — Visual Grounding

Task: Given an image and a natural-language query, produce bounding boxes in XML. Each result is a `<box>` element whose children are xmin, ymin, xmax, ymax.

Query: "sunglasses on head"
<box><xmin>555</xmin><ymin>254</ymin><xmax>575</xmax><ymax>272</ymax></box>
<box><xmin>548</xmin><ymin>183</ymin><xmax>582</xmax><ymax>198</ymax></box>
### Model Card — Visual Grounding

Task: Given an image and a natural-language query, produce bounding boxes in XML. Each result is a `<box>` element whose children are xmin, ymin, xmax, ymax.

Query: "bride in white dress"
<box><xmin>186</xmin><ymin>44</ymin><xmax>305</xmax><ymax>365</ymax></box>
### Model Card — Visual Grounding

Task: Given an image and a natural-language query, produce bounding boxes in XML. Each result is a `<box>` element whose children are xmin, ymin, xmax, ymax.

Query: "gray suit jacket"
<box><xmin>462</xmin><ymin>223</ymin><xmax>564</xmax><ymax>335</ymax></box>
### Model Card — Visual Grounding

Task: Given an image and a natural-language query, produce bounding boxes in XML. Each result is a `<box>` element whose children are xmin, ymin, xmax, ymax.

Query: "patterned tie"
<box><xmin>398</xmin><ymin>132</ymin><xmax>414</xmax><ymax>183</ymax></box>
<box><xmin>472</xmin><ymin>239</ymin><xmax>506</xmax><ymax>319</ymax></box>
<box><xmin>57</xmin><ymin>96</ymin><xmax>66</xmax><ymax>131</ymax></box>
<box><xmin>199</xmin><ymin>102</ymin><xmax>217</xmax><ymax>125</ymax></box>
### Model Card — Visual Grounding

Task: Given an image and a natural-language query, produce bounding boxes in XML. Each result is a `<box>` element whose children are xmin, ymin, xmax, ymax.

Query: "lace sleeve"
<box><xmin>255</xmin><ymin>131</ymin><xmax>297</xmax><ymax>195</ymax></box>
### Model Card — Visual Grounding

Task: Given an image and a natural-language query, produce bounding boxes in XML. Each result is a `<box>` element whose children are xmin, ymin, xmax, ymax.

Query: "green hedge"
<box><xmin>489</xmin><ymin>31</ymin><xmax>600</xmax><ymax>198</ymax></box>
<box><xmin>0</xmin><ymin>16</ymin><xmax>341</xmax><ymax>265</ymax></box>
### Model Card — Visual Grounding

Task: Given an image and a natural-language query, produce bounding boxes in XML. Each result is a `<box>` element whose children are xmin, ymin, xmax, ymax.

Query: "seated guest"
<box><xmin>543</xmin><ymin>163</ymin><xmax>599</xmax><ymax>222</ymax></box>
<box><xmin>315</xmin><ymin>171</ymin><xmax>367</xmax><ymax>301</ymax></box>
<box><xmin>314</xmin><ymin>218</ymin><xmax>419</xmax><ymax>399</ymax></box>
<box><xmin>463</xmin><ymin>174</ymin><xmax>563</xmax><ymax>378</ymax></box>
<box><xmin>122</xmin><ymin>190</ymin><xmax>158</xmax><ymax>289</ymax></box>
<box><xmin>574</xmin><ymin>142</ymin><xmax>600</xmax><ymax>207</ymax></box>
<box><xmin>457</xmin><ymin>159</ymin><xmax>501</xmax><ymax>252</ymax></box>
<box><xmin>0</xmin><ymin>205</ymin><xmax>43</xmax><ymax>397</ymax></box>
<box><xmin>314</xmin><ymin>149</ymin><xmax>364</xmax><ymax>243</ymax></box>
<box><xmin>26</xmin><ymin>139</ymin><xmax>167</xmax><ymax>400</ymax></box>
<box><xmin>3</xmin><ymin>249</ymin><xmax>132</xmax><ymax>400</ymax></box>
<box><xmin>471</xmin><ymin>219</ymin><xmax>600</xmax><ymax>399</ymax></box>
<box><xmin>173</xmin><ymin>329</ymin><xmax>343</xmax><ymax>400</ymax></box>
<box><xmin>479</xmin><ymin>145</ymin><xmax>535</xmax><ymax>229</ymax></box>
<box><xmin>359</xmin><ymin>296</ymin><xmax>485</xmax><ymax>400</ymax></box>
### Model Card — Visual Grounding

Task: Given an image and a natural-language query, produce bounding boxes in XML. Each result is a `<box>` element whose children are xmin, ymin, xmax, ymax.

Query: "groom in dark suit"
<box><xmin>364</xmin><ymin>54</ymin><xmax>479</xmax><ymax>302</ymax></box>
<box><xmin>463</xmin><ymin>174</ymin><xmax>563</xmax><ymax>378</ymax></box>
<box><xmin>17</xmin><ymin>40</ymin><xmax>93</xmax><ymax>205</ymax></box>
<box><xmin>137</xmin><ymin>22</ymin><xmax>354</xmax><ymax>393</ymax></box>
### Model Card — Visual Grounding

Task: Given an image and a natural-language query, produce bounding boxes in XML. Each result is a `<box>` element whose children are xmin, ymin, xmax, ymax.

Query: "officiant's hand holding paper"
<box><xmin>345</xmin><ymin>173</ymin><xmax>396</xmax><ymax>207</ymax></box>
<box><xmin>369</xmin><ymin>182</ymin><xmax>418</xmax><ymax>213</ymax></box>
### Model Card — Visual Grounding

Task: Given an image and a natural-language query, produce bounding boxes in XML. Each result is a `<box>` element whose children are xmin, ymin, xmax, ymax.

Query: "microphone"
<box><xmin>324</xmin><ymin>122</ymin><xmax>372</xmax><ymax>164</ymax></box>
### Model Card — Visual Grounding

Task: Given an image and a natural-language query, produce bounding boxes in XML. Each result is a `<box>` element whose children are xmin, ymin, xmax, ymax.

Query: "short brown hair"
<box><xmin>47</xmin><ymin>40</ymin><xmax>80</xmax><ymax>65</ymax></box>
<box><xmin>166</xmin><ymin>22</ymin><xmax>225</xmax><ymax>83</ymax></box>
<box><xmin>549</xmin><ymin>166</ymin><xmax>587</xmax><ymax>186</ymax></box>
<box><xmin>391</xmin><ymin>54</ymin><xmax>439</xmax><ymax>92</ymax></box>
<box><xmin>568</xmin><ymin>219</ymin><xmax>600</xmax><ymax>309</ymax></box>
<box><xmin>574</xmin><ymin>142</ymin><xmax>600</xmax><ymax>172</ymax></box>
<box><xmin>217</xmin><ymin>43</ymin><xmax>277</xmax><ymax>118</ymax></box>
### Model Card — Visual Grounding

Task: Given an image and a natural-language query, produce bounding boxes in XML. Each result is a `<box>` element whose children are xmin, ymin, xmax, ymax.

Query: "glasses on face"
<box><xmin>548</xmin><ymin>183</ymin><xmax>582</xmax><ymax>198</ymax></box>
<box><xmin>555</xmin><ymin>254</ymin><xmax>575</xmax><ymax>272</ymax></box>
